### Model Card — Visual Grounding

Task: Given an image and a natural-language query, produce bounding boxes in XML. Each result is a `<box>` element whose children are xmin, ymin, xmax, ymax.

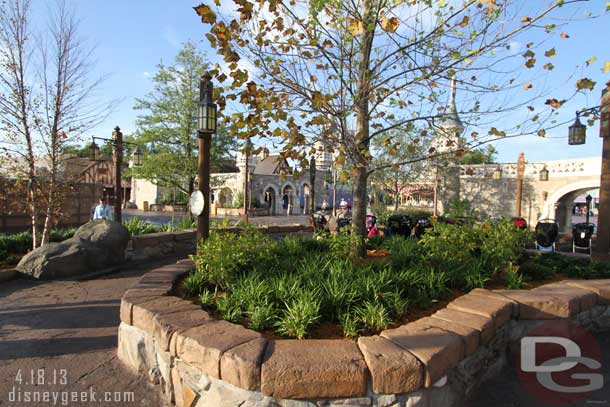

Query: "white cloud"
<box><xmin>142</xmin><ymin>71</ymin><xmax>150</xmax><ymax>78</ymax></box>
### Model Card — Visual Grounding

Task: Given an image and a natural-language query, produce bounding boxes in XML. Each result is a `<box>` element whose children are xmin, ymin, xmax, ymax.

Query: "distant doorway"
<box><xmin>265</xmin><ymin>187</ymin><xmax>276</xmax><ymax>215</ymax></box>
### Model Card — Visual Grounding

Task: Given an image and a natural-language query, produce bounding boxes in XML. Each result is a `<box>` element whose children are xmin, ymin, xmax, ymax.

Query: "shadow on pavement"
<box><xmin>0</xmin><ymin>335</ymin><xmax>116</xmax><ymax>360</ymax></box>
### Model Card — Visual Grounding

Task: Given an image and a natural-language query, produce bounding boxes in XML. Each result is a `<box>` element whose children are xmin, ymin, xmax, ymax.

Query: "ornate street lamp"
<box><xmin>194</xmin><ymin>73</ymin><xmax>217</xmax><ymax>242</ymax></box>
<box><xmin>198</xmin><ymin>73</ymin><xmax>217</xmax><ymax>134</ymax></box>
<box><xmin>89</xmin><ymin>140</ymin><xmax>101</xmax><ymax>161</ymax></box>
<box><xmin>568</xmin><ymin>114</ymin><xmax>586</xmax><ymax>145</ymax></box>
<box><xmin>132</xmin><ymin>145</ymin><xmax>143</xmax><ymax>167</ymax></box>
<box><xmin>492</xmin><ymin>166</ymin><xmax>502</xmax><ymax>180</ymax></box>
<box><xmin>539</xmin><ymin>166</ymin><xmax>549</xmax><ymax>181</ymax></box>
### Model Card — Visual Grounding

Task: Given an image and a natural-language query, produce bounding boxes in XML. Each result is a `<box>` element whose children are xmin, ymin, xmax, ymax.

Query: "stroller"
<box><xmin>413</xmin><ymin>216</ymin><xmax>432</xmax><ymax>239</ymax></box>
<box><xmin>311</xmin><ymin>212</ymin><xmax>327</xmax><ymax>232</ymax></box>
<box><xmin>386</xmin><ymin>214</ymin><xmax>412</xmax><ymax>238</ymax></box>
<box><xmin>572</xmin><ymin>222</ymin><xmax>595</xmax><ymax>254</ymax></box>
<box><xmin>535</xmin><ymin>219</ymin><xmax>559</xmax><ymax>251</ymax></box>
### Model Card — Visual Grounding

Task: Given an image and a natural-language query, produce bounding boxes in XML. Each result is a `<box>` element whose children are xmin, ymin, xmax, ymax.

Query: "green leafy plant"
<box><xmin>340</xmin><ymin>311</ymin><xmax>360</xmax><ymax>339</ymax></box>
<box><xmin>506</xmin><ymin>263</ymin><xmax>524</xmax><ymax>289</ymax></box>
<box><xmin>123</xmin><ymin>216</ymin><xmax>162</xmax><ymax>235</ymax></box>
<box><xmin>199</xmin><ymin>288</ymin><xmax>216</xmax><ymax>306</ymax></box>
<box><xmin>247</xmin><ymin>302</ymin><xmax>276</xmax><ymax>330</ymax></box>
<box><xmin>275</xmin><ymin>290</ymin><xmax>321</xmax><ymax>339</ymax></box>
<box><xmin>357</xmin><ymin>301</ymin><xmax>391</xmax><ymax>332</ymax></box>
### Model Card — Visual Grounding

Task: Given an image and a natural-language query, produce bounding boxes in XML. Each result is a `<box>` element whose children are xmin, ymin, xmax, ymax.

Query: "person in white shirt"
<box><xmin>93</xmin><ymin>197</ymin><xmax>113</xmax><ymax>221</ymax></box>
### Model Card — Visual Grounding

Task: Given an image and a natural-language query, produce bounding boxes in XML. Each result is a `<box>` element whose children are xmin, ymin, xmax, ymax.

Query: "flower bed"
<box><xmin>117</xmin><ymin>258</ymin><xmax>610</xmax><ymax>407</ymax></box>
<box><xmin>182</xmin><ymin>220</ymin><xmax>537</xmax><ymax>339</ymax></box>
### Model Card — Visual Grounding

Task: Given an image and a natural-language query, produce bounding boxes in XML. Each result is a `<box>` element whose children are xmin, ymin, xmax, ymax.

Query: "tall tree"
<box><xmin>0</xmin><ymin>0</ymin><xmax>111</xmax><ymax>247</ymax></box>
<box><xmin>131</xmin><ymin>41</ymin><xmax>237</xmax><ymax>195</ymax></box>
<box><xmin>196</xmin><ymin>0</ymin><xmax>606</xmax><ymax>257</ymax></box>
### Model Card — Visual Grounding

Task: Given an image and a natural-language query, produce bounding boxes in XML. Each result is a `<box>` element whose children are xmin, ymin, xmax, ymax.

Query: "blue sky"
<box><xmin>62</xmin><ymin>0</ymin><xmax>610</xmax><ymax>163</ymax></box>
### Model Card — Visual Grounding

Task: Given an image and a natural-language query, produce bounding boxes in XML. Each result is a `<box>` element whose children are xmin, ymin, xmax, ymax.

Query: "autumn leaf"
<box><xmin>381</xmin><ymin>14</ymin><xmax>400</xmax><ymax>33</ymax></box>
<box><xmin>560</xmin><ymin>32</ymin><xmax>570</xmax><ymax>39</ymax></box>
<box><xmin>545</xmin><ymin>98</ymin><xmax>564</xmax><ymax>109</ymax></box>
<box><xmin>543</xmin><ymin>63</ymin><xmax>554</xmax><ymax>70</ymax></box>
<box><xmin>520</xmin><ymin>16</ymin><xmax>532</xmax><ymax>23</ymax></box>
<box><xmin>544</xmin><ymin>48</ymin><xmax>556</xmax><ymax>58</ymax></box>
<box><xmin>537</xmin><ymin>129</ymin><xmax>546</xmax><ymax>137</ymax></box>
<box><xmin>603</xmin><ymin>61</ymin><xmax>610</xmax><ymax>74</ymax></box>
<box><xmin>459</xmin><ymin>15</ymin><xmax>470</xmax><ymax>27</ymax></box>
<box><xmin>194</xmin><ymin>4</ymin><xmax>217</xmax><ymax>24</ymax></box>
<box><xmin>347</xmin><ymin>18</ymin><xmax>363</xmax><ymax>36</ymax></box>
<box><xmin>576</xmin><ymin>78</ymin><xmax>596</xmax><ymax>91</ymax></box>
<box><xmin>586</xmin><ymin>56</ymin><xmax>597</xmax><ymax>66</ymax></box>
<box><xmin>523</xmin><ymin>83</ymin><xmax>533</xmax><ymax>90</ymax></box>
<box><xmin>311</xmin><ymin>91</ymin><xmax>325</xmax><ymax>108</ymax></box>
<box><xmin>525</xmin><ymin>58</ymin><xmax>536</xmax><ymax>68</ymax></box>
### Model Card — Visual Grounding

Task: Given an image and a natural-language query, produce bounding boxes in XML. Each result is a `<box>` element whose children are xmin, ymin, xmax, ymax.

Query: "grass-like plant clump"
<box><xmin>185</xmin><ymin>219</ymin><xmax>545</xmax><ymax>339</ymax></box>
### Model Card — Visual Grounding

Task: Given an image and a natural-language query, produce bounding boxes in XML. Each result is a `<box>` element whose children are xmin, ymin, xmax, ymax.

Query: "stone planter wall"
<box><xmin>117</xmin><ymin>262</ymin><xmax>610</xmax><ymax>407</ymax></box>
<box><xmin>125</xmin><ymin>225</ymin><xmax>314</xmax><ymax>262</ymax></box>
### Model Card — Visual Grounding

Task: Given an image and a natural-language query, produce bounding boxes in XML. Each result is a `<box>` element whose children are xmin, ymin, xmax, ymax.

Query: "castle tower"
<box><xmin>237</xmin><ymin>139</ymin><xmax>257</xmax><ymax>174</ymax></box>
<box><xmin>433</xmin><ymin>77</ymin><xmax>464</xmax><ymax>155</ymax></box>
<box><xmin>433</xmin><ymin>77</ymin><xmax>465</xmax><ymax>215</ymax></box>
<box><xmin>314</xmin><ymin>140</ymin><xmax>333</xmax><ymax>171</ymax></box>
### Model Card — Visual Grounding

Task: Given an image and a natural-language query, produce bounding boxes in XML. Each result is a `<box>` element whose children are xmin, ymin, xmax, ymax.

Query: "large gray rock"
<box><xmin>16</xmin><ymin>220</ymin><xmax>130</xmax><ymax>279</ymax></box>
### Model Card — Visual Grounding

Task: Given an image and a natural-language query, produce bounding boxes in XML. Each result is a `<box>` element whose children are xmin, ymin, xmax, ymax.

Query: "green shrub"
<box><xmin>506</xmin><ymin>263</ymin><xmax>524</xmax><ymax>289</ymax></box>
<box><xmin>123</xmin><ymin>216</ymin><xmax>162</xmax><ymax>235</ymax></box>
<box><xmin>183</xmin><ymin>272</ymin><xmax>206</xmax><ymax>296</ymax></box>
<box><xmin>193</xmin><ymin>228</ymin><xmax>276</xmax><ymax>288</ymax></box>
<box><xmin>356</xmin><ymin>301</ymin><xmax>391</xmax><ymax>332</ymax></box>
<box><xmin>275</xmin><ymin>289</ymin><xmax>321</xmax><ymax>339</ymax></box>
<box><xmin>49</xmin><ymin>228</ymin><xmax>76</xmax><ymax>242</ymax></box>
<box><xmin>247</xmin><ymin>302</ymin><xmax>276</xmax><ymax>330</ymax></box>
<box><xmin>216</xmin><ymin>295</ymin><xmax>243</xmax><ymax>323</ymax></box>
<box><xmin>182</xmin><ymin>219</ymin><xmax>542</xmax><ymax>339</ymax></box>
<box><xmin>340</xmin><ymin>311</ymin><xmax>360</xmax><ymax>339</ymax></box>
<box><xmin>199</xmin><ymin>288</ymin><xmax>216</xmax><ymax>307</ymax></box>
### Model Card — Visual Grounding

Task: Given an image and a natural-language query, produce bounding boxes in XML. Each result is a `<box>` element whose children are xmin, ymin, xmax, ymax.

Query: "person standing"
<box><xmin>93</xmin><ymin>197</ymin><xmax>113</xmax><ymax>221</ymax></box>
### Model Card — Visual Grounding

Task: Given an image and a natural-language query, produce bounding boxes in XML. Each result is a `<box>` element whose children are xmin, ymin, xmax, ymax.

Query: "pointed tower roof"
<box><xmin>439</xmin><ymin>77</ymin><xmax>464</xmax><ymax>131</ymax></box>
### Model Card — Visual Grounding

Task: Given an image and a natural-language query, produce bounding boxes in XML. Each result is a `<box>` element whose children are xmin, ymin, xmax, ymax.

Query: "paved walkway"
<box><xmin>0</xmin><ymin>259</ymin><xmax>179</xmax><ymax>406</ymax></box>
<box><xmin>467</xmin><ymin>331</ymin><xmax>610</xmax><ymax>407</ymax></box>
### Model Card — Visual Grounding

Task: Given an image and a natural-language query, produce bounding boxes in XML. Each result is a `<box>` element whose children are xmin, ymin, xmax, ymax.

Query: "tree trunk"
<box><xmin>351</xmin><ymin>166</ymin><xmax>368</xmax><ymax>258</ymax></box>
<box><xmin>394</xmin><ymin>184</ymin><xmax>399</xmax><ymax>211</ymax></box>
<box><xmin>350</xmin><ymin>0</ymin><xmax>375</xmax><ymax>259</ymax></box>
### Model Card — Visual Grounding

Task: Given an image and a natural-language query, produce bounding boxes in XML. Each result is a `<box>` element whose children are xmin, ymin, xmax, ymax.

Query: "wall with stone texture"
<box><xmin>117</xmin><ymin>260</ymin><xmax>610</xmax><ymax>407</ymax></box>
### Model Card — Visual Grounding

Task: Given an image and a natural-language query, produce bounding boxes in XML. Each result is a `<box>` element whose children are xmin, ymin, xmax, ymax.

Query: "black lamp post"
<box><xmin>196</xmin><ymin>73</ymin><xmax>217</xmax><ymax>242</ymax></box>
<box><xmin>89</xmin><ymin>129</ymin><xmax>142</xmax><ymax>222</ymax></box>
<box><xmin>586</xmin><ymin>194</ymin><xmax>593</xmax><ymax>225</ymax></box>
<box><xmin>567</xmin><ymin>81</ymin><xmax>610</xmax><ymax>260</ymax></box>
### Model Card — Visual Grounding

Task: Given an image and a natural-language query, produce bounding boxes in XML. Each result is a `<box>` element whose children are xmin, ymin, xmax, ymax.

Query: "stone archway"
<box><xmin>301</xmin><ymin>183</ymin><xmax>311</xmax><ymax>214</ymax></box>
<box><xmin>540</xmin><ymin>180</ymin><xmax>600</xmax><ymax>232</ymax></box>
<box><xmin>263</xmin><ymin>186</ymin><xmax>277</xmax><ymax>216</ymax></box>
<box><xmin>218</xmin><ymin>187</ymin><xmax>233</xmax><ymax>208</ymax></box>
